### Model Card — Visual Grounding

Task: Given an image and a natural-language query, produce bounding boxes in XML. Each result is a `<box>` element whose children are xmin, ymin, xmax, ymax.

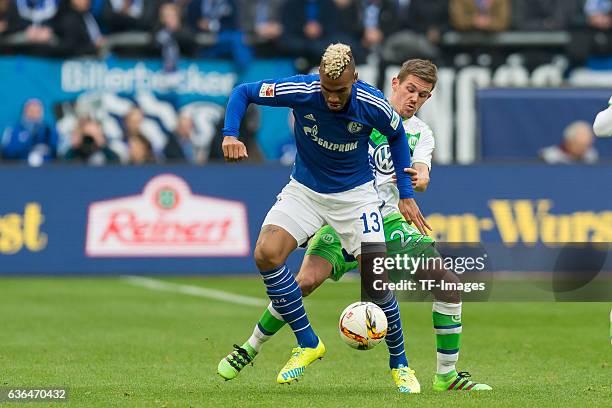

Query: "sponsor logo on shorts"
<box><xmin>347</xmin><ymin>121</ymin><xmax>363</xmax><ymax>133</ymax></box>
<box><xmin>373</xmin><ymin>143</ymin><xmax>394</xmax><ymax>175</ymax></box>
<box><xmin>259</xmin><ymin>83</ymin><xmax>275</xmax><ymax>98</ymax></box>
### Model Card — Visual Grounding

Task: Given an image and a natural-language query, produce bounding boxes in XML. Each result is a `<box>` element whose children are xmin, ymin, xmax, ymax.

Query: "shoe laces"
<box><xmin>457</xmin><ymin>371</ymin><xmax>473</xmax><ymax>382</ymax></box>
<box><xmin>228</xmin><ymin>344</ymin><xmax>252</xmax><ymax>368</ymax></box>
<box><xmin>397</xmin><ymin>367</ymin><xmax>416</xmax><ymax>383</ymax></box>
<box><xmin>284</xmin><ymin>347</ymin><xmax>305</xmax><ymax>369</ymax></box>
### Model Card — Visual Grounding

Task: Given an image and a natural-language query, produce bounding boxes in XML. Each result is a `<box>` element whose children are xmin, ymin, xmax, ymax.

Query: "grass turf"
<box><xmin>0</xmin><ymin>276</ymin><xmax>610</xmax><ymax>407</ymax></box>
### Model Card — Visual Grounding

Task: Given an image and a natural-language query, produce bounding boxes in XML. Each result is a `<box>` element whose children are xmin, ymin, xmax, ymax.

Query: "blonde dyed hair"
<box><xmin>320</xmin><ymin>43</ymin><xmax>354</xmax><ymax>80</ymax></box>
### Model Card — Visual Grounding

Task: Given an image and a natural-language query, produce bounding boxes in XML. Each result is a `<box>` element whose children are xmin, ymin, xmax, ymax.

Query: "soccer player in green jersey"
<box><xmin>218</xmin><ymin>60</ymin><xmax>491</xmax><ymax>392</ymax></box>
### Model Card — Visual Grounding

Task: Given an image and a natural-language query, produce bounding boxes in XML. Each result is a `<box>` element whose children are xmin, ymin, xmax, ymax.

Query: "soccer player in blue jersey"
<box><xmin>219</xmin><ymin>43</ymin><xmax>430</xmax><ymax>384</ymax></box>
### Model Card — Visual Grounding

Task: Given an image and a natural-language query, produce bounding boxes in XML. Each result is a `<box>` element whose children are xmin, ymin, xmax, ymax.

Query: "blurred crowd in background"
<box><xmin>1</xmin><ymin>0</ymin><xmax>611</xmax><ymax>166</ymax></box>
<box><xmin>3</xmin><ymin>0</ymin><xmax>612</xmax><ymax>68</ymax></box>
<box><xmin>1</xmin><ymin>96</ymin><xmax>264</xmax><ymax>166</ymax></box>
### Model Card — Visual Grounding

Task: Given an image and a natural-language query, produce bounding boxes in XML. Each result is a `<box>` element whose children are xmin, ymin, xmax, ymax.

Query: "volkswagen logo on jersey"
<box><xmin>373</xmin><ymin>143</ymin><xmax>394</xmax><ymax>175</ymax></box>
<box><xmin>347</xmin><ymin>121</ymin><xmax>363</xmax><ymax>133</ymax></box>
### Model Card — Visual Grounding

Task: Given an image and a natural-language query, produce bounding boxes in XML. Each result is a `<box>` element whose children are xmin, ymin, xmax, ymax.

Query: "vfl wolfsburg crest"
<box><xmin>373</xmin><ymin>143</ymin><xmax>394</xmax><ymax>175</ymax></box>
<box><xmin>347</xmin><ymin>121</ymin><xmax>363</xmax><ymax>133</ymax></box>
<box><xmin>407</xmin><ymin>133</ymin><xmax>421</xmax><ymax>151</ymax></box>
<box><xmin>321</xmin><ymin>233</ymin><xmax>335</xmax><ymax>244</ymax></box>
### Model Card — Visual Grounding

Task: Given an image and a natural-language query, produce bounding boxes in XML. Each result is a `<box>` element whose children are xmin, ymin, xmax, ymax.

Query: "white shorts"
<box><xmin>262</xmin><ymin>178</ymin><xmax>385</xmax><ymax>257</ymax></box>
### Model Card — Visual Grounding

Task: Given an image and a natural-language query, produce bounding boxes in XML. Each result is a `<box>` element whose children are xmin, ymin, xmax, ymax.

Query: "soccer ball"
<box><xmin>338</xmin><ymin>302</ymin><xmax>387</xmax><ymax>350</ymax></box>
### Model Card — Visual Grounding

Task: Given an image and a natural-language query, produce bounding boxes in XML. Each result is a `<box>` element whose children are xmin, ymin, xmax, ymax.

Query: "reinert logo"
<box><xmin>0</xmin><ymin>203</ymin><xmax>47</xmax><ymax>254</ymax></box>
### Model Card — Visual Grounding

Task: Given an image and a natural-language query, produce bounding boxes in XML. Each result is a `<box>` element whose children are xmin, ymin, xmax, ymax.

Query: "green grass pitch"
<box><xmin>1</xmin><ymin>276</ymin><xmax>610</xmax><ymax>407</ymax></box>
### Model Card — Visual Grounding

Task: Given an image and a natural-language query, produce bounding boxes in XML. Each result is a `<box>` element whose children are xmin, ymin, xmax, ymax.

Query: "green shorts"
<box><xmin>305</xmin><ymin>212</ymin><xmax>437</xmax><ymax>281</ymax></box>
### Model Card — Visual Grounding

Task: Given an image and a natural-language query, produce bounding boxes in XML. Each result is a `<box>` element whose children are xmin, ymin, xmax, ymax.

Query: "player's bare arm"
<box><xmin>406</xmin><ymin>163</ymin><xmax>430</xmax><ymax>192</ymax></box>
<box><xmin>393</xmin><ymin>166</ymin><xmax>431</xmax><ymax>192</ymax></box>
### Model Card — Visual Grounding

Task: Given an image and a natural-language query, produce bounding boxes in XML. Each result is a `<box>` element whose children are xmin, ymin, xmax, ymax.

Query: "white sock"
<box><xmin>247</xmin><ymin>325</ymin><xmax>268</xmax><ymax>353</ymax></box>
<box><xmin>433</xmin><ymin>301</ymin><xmax>462</xmax><ymax>375</ymax></box>
<box><xmin>246</xmin><ymin>303</ymin><xmax>283</xmax><ymax>353</ymax></box>
<box><xmin>436</xmin><ymin>352</ymin><xmax>459</xmax><ymax>375</ymax></box>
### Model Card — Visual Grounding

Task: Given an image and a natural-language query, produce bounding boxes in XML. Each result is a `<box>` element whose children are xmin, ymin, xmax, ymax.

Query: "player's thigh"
<box><xmin>305</xmin><ymin>225</ymin><xmax>358</xmax><ymax>283</ymax></box>
<box><xmin>260</xmin><ymin>180</ymin><xmax>325</xmax><ymax>252</ymax></box>
<box><xmin>254</xmin><ymin>225</ymin><xmax>298</xmax><ymax>267</ymax></box>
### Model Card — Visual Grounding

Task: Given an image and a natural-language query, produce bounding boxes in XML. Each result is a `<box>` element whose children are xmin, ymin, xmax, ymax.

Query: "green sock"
<box><xmin>432</xmin><ymin>301</ymin><xmax>462</xmax><ymax>375</ymax></box>
<box><xmin>246</xmin><ymin>303</ymin><xmax>286</xmax><ymax>353</ymax></box>
<box><xmin>240</xmin><ymin>342</ymin><xmax>257</xmax><ymax>357</ymax></box>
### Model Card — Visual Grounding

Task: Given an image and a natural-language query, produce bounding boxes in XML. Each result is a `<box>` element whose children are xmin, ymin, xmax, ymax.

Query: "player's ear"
<box><xmin>391</xmin><ymin>77</ymin><xmax>399</xmax><ymax>91</ymax></box>
<box><xmin>353</xmin><ymin>71</ymin><xmax>358</xmax><ymax>83</ymax></box>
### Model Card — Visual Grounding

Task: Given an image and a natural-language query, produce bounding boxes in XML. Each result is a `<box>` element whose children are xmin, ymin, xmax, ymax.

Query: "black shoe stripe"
<box><xmin>225</xmin><ymin>356</ymin><xmax>242</xmax><ymax>371</ymax></box>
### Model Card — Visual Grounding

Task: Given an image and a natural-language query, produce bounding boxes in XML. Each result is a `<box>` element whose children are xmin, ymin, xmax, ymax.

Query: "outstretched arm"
<box><xmin>221</xmin><ymin>75</ymin><xmax>315</xmax><ymax>161</ymax></box>
<box><xmin>409</xmin><ymin>124</ymin><xmax>435</xmax><ymax>191</ymax></box>
<box><xmin>379</xmin><ymin>112</ymin><xmax>431</xmax><ymax>235</ymax></box>
<box><xmin>221</xmin><ymin>84</ymin><xmax>255</xmax><ymax>162</ymax></box>
<box><xmin>386</xmin><ymin>123</ymin><xmax>414</xmax><ymax>199</ymax></box>
<box><xmin>222</xmin><ymin>83</ymin><xmax>259</xmax><ymax>139</ymax></box>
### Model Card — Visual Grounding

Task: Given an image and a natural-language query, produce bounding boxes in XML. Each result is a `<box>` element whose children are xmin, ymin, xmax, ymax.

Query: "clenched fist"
<box><xmin>222</xmin><ymin>136</ymin><xmax>249</xmax><ymax>162</ymax></box>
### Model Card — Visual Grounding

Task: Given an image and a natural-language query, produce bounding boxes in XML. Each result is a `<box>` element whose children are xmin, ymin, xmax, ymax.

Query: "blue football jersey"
<box><xmin>223</xmin><ymin>74</ymin><xmax>414</xmax><ymax>198</ymax></box>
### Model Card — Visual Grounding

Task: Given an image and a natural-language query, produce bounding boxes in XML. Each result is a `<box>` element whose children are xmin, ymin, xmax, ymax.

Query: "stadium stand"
<box><xmin>0</xmin><ymin>0</ymin><xmax>610</xmax><ymax>165</ymax></box>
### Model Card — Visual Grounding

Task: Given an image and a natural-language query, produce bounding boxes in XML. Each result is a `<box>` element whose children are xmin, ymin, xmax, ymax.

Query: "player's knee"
<box><xmin>254</xmin><ymin>242</ymin><xmax>285</xmax><ymax>270</ymax></box>
<box><xmin>296</xmin><ymin>274</ymin><xmax>317</xmax><ymax>297</ymax></box>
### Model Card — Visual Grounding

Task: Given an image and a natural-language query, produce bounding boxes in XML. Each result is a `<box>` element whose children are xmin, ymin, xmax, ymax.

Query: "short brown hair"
<box><xmin>397</xmin><ymin>59</ymin><xmax>438</xmax><ymax>90</ymax></box>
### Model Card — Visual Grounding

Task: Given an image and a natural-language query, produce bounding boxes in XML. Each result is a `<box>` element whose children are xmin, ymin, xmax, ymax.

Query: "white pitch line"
<box><xmin>122</xmin><ymin>275</ymin><xmax>268</xmax><ymax>307</ymax></box>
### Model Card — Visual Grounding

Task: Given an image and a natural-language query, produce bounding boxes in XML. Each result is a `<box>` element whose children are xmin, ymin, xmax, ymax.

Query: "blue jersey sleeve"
<box><xmin>222</xmin><ymin>75</ymin><xmax>320</xmax><ymax>137</ymax></box>
<box><xmin>375</xmin><ymin>108</ymin><xmax>414</xmax><ymax>199</ymax></box>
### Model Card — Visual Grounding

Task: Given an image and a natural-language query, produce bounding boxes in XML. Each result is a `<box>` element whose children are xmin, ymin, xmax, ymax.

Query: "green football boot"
<box><xmin>433</xmin><ymin>370</ymin><xmax>492</xmax><ymax>391</ymax></box>
<box><xmin>217</xmin><ymin>343</ymin><xmax>257</xmax><ymax>380</ymax></box>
